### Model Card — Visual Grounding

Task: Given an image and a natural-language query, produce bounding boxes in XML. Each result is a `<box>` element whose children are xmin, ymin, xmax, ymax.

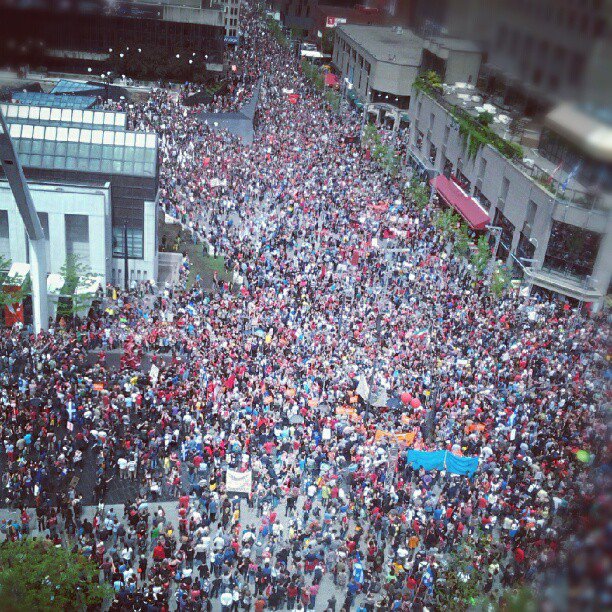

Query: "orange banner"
<box><xmin>374</xmin><ymin>429</ymin><xmax>416</xmax><ymax>446</ymax></box>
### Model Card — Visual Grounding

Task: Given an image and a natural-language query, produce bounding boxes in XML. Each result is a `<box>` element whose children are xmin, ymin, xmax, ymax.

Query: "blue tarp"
<box><xmin>407</xmin><ymin>450</ymin><xmax>479</xmax><ymax>476</ymax></box>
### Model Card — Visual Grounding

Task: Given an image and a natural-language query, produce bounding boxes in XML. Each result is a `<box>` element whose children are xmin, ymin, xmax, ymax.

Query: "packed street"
<box><xmin>0</xmin><ymin>2</ymin><xmax>608</xmax><ymax>611</ymax></box>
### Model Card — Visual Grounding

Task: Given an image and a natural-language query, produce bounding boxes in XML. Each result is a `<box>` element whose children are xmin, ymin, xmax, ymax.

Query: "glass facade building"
<box><xmin>0</xmin><ymin>103</ymin><xmax>158</xmax><ymax>262</ymax></box>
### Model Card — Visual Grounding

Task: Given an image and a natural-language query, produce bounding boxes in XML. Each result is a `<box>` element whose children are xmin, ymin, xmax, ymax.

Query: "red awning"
<box><xmin>325</xmin><ymin>73</ymin><xmax>339</xmax><ymax>87</ymax></box>
<box><xmin>430</xmin><ymin>175</ymin><xmax>491</xmax><ymax>230</ymax></box>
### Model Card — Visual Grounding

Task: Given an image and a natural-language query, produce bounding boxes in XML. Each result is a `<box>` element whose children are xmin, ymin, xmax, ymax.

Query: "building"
<box><xmin>481</xmin><ymin>0</ymin><xmax>611</xmax><ymax>111</ymax></box>
<box><xmin>405</xmin><ymin>85</ymin><xmax>611</xmax><ymax>307</ymax></box>
<box><xmin>0</xmin><ymin>0</ymin><xmax>225</xmax><ymax>78</ymax></box>
<box><xmin>0</xmin><ymin>102</ymin><xmax>159</xmax><ymax>288</ymax></box>
<box><xmin>220</xmin><ymin>0</ymin><xmax>243</xmax><ymax>42</ymax></box>
<box><xmin>274</xmin><ymin>0</ymin><xmax>359</xmax><ymax>33</ymax></box>
<box><xmin>310</xmin><ymin>4</ymin><xmax>395</xmax><ymax>44</ymax></box>
<box><xmin>408</xmin><ymin>0</ymin><xmax>611</xmax><ymax>115</ymax></box>
<box><xmin>332</xmin><ymin>25</ymin><xmax>480</xmax><ymax>123</ymax></box>
<box><xmin>333</xmin><ymin>25</ymin><xmax>425</xmax><ymax>114</ymax></box>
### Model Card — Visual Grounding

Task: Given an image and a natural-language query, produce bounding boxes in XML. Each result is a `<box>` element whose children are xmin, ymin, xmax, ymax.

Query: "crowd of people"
<box><xmin>1</xmin><ymin>2</ymin><xmax>609</xmax><ymax>611</ymax></box>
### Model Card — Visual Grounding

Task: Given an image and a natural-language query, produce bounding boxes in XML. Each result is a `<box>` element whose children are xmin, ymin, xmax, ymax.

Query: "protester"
<box><xmin>1</xmin><ymin>2</ymin><xmax>607</xmax><ymax>610</ymax></box>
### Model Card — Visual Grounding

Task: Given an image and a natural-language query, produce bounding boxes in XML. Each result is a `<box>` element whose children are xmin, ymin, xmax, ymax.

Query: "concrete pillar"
<box><xmin>7</xmin><ymin>209</ymin><xmax>27</xmax><ymax>263</ymax></box>
<box><xmin>88</xmin><ymin>214</ymin><xmax>107</xmax><ymax>283</ymax></box>
<box><xmin>48</xmin><ymin>212</ymin><xmax>66</xmax><ymax>273</ymax></box>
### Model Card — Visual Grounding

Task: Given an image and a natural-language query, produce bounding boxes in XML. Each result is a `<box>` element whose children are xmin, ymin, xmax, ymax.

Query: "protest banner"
<box><xmin>226</xmin><ymin>469</ymin><xmax>253</xmax><ymax>495</ymax></box>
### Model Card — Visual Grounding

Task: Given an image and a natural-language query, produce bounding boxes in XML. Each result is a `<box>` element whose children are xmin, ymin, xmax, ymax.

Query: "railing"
<box><xmin>415</xmin><ymin>87</ymin><xmax>605</xmax><ymax>212</ymax></box>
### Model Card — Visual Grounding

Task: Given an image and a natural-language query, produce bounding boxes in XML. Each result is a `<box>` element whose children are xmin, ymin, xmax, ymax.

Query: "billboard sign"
<box><xmin>326</xmin><ymin>16</ymin><xmax>347</xmax><ymax>28</ymax></box>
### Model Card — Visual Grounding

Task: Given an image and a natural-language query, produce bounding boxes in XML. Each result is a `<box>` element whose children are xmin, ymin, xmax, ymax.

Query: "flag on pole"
<box><xmin>408</xmin><ymin>327</ymin><xmax>429</xmax><ymax>339</ymax></box>
<box><xmin>560</xmin><ymin>163</ymin><xmax>581</xmax><ymax>192</ymax></box>
<box><xmin>545</xmin><ymin>161</ymin><xmax>563</xmax><ymax>185</ymax></box>
<box><xmin>355</xmin><ymin>375</ymin><xmax>370</xmax><ymax>400</ymax></box>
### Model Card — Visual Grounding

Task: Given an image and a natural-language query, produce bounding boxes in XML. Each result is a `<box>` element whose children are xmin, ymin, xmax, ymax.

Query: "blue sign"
<box><xmin>224</xmin><ymin>36</ymin><xmax>240</xmax><ymax>45</ymax></box>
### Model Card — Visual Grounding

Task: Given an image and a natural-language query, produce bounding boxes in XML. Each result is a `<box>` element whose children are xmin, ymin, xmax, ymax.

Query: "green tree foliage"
<box><xmin>267</xmin><ymin>18</ymin><xmax>289</xmax><ymax>48</ymax></box>
<box><xmin>434</xmin><ymin>208</ymin><xmax>461</xmax><ymax>238</ymax></box>
<box><xmin>491</xmin><ymin>263</ymin><xmax>512</xmax><ymax>298</ymax></box>
<box><xmin>301</xmin><ymin>60</ymin><xmax>325</xmax><ymax>91</ymax></box>
<box><xmin>321</xmin><ymin>29</ymin><xmax>335</xmax><ymax>55</ymax></box>
<box><xmin>405</xmin><ymin>182</ymin><xmax>430</xmax><ymax>211</ymax></box>
<box><xmin>0</xmin><ymin>255</ymin><xmax>29</xmax><ymax>313</ymax></box>
<box><xmin>471</xmin><ymin>234</ymin><xmax>492</xmax><ymax>276</ymax></box>
<box><xmin>454</xmin><ymin>222</ymin><xmax>472</xmax><ymax>256</ymax></box>
<box><xmin>362</xmin><ymin>122</ymin><xmax>381</xmax><ymax>150</ymax></box>
<box><xmin>434</xmin><ymin>532</ymin><xmax>489</xmax><ymax>610</ymax></box>
<box><xmin>0</xmin><ymin>539</ymin><xmax>112</xmax><ymax>611</ymax></box>
<box><xmin>414</xmin><ymin>70</ymin><xmax>443</xmax><ymax>95</ymax></box>
<box><xmin>57</xmin><ymin>254</ymin><xmax>99</xmax><ymax>320</ymax></box>
<box><xmin>324</xmin><ymin>89</ymin><xmax>341</xmax><ymax>112</ymax></box>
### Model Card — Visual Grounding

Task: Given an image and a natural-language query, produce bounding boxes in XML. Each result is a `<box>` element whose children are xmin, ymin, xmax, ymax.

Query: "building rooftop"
<box><xmin>1</xmin><ymin>105</ymin><xmax>157</xmax><ymax>178</ymax></box>
<box><xmin>545</xmin><ymin>103</ymin><xmax>612</xmax><ymax>163</ymax></box>
<box><xmin>50</xmin><ymin>80</ymin><xmax>105</xmax><ymax>96</ymax></box>
<box><xmin>338</xmin><ymin>25</ymin><xmax>424</xmax><ymax>66</ymax></box>
<box><xmin>1</xmin><ymin>103</ymin><xmax>127</xmax><ymax>131</ymax></box>
<box><xmin>424</xmin><ymin>36</ymin><xmax>481</xmax><ymax>55</ymax></box>
<box><xmin>12</xmin><ymin>91</ymin><xmax>97</xmax><ymax>109</ymax></box>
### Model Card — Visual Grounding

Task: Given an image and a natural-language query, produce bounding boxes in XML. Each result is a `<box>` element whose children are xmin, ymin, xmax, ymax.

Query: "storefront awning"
<box><xmin>430</xmin><ymin>175</ymin><xmax>491</xmax><ymax>230</ymax></box>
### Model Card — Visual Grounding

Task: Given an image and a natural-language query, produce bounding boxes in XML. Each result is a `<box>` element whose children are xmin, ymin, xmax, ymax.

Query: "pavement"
<box><xmin>0</xmin><ymin>495</ymin><xmax>361</xmax><ymax>611</ymax></box>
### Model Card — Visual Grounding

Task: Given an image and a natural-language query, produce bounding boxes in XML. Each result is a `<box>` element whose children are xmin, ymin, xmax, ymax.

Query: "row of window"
<box><xmin>0</xmin><ymin>210</ymin><xmax>145</xmax><ymax>265</ymax></box>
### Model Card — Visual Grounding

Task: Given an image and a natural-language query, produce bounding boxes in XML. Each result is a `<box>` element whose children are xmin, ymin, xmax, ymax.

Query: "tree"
<box><xmin>490</xmin><ymin>263</ymin><xmax>512</xmax><ymax>298</ymax></box>
<box><xmin>454</xmin><ymin>223</ymin><xmax>472</xmax><ymax>256</ymax></box>
<box><xmin>324</xmin><ymin>89</ymin><xmax>341</xmax><ymax>112</ymax></box>
<box><xmin>434</xmin><ymin>530</ymin><xmax>492</xmax><ymax>610</ymax></box>
<box><xmin>0</xmin><ymin>255</ymin><xmax>29</xmax><ymax>314</ymax></box>
<box><xmin>321</xmin><ymin>29</ymin><xmax>335</xmax><ymax>55</ymax></box>
<box><xmin>406</xmin><ymin>182</ymin><xmax>430</xmax><ymax>211</ymax></box>
<box><xmin>471</xmin><ymin>234</ymin><xmax>492</xmax><ymax>276</ymax></box>
<box><xmin>362</xmin><ymin>122</ymin><xmax>381</xmax><ymax>150</ymax></box>
<box><xmin>477</xmin><ymin>111</ymin><xmax>494</xmax><ymax>128</ymax></box>
<box><xmin>415</xmin><ymin>70</ymin><xmax>443</xmax><ymax>95</ymax></box>
<box><xmin>434</xmin><ymin>208</ymin><xmax>461</xmax><ymax>238</ymax></box>
<box><xmin>0</xmin><ymin>539</ymin><xmax>112</xmax><ymax>611</ymax></box>
<box><xmin>57</xmin><ymin>254</ymin><xmax>99</xmax><ymax>321</ymax></box>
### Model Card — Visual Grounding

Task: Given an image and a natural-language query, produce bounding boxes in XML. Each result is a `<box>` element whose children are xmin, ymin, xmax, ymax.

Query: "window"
<box><xmin>113</xmin><ymin>226</ymin><xmax>144</xmax><ymax>259</ymax></box>
<box><xmin>473</xmin><ymin>186</ymin><xmax>491</xmax><ymax>212</ymax></box>
<box><xmin>499</xmin><ymin>176</ymin><xmax>510</xmax><ymax>203</ymax></box>
<box><xmin>524</xmin><ymin>200</ymin><xmax>537</xmax><ymax>235</ymax></box>
<box><xmin>478</xmin><ymin>158</ymin><xmax>487</xmax><ymax>180</ymax></box>
<box><xmin>65</xmin><ymin>214</ymin><xmax>90</xmax><ymax>265</ymax></box>
<box><xmin>543</xmin><ymin>221</ymin><xmax>601</xmax><ymax>279</ymax></box>
<box><xmin>443</xmin><ymin>157</ymin><xmax>453</xmax><ymax>177</ymax></box>
<box><xmin>492</xmin><ymin>209</ymin><xmax>515</xmax><ymax>261</ymax></box>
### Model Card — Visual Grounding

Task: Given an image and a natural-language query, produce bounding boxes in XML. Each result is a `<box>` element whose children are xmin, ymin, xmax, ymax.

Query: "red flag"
<box><xmin>203</xmin><ymin>157</ymin><xmax>210</xmax><ymax>167</ymax></box>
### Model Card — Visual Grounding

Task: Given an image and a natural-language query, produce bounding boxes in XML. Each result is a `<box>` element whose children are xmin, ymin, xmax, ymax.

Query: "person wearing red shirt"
<box><xmin>514</xmin><ymin>547</ymin><xmax>525</xmax><ymax>564</ymax></box>
<box><xmin>153</xmin><ymin>544</ymin><xmax>166</xmax><ymax>561</ymax></box>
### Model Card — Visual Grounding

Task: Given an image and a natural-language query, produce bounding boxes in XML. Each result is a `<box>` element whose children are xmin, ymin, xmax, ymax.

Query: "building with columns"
<box><xmin>0</xmin><ymin>103</ymin><xmax>159</xmax><ymax>289</ymax></box>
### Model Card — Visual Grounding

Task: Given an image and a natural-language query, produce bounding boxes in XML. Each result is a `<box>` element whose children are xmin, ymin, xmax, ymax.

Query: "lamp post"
<box><xmin>122</xmin><ymin>222</ymin><xmax>129</xmax><ymax>292</ymax></box>
<box><xmin>485</xmin><ymin>225</ymin><xmax>503</xmax><ymax>279</ymax></box>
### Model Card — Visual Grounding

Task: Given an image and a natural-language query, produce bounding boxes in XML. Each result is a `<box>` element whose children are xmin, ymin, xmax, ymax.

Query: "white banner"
<box><xmin>226</xmin><ymin>469</ymin><xmax>253</xmax><ymax>494</ymax></box>
<box><xmin>150</xmin><ymin>364</ymin><xmax>160</xmax><ymax>384</ymax></box>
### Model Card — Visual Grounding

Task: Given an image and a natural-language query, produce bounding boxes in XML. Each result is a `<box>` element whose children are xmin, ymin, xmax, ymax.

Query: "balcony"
<box><xmin>413</xmin><ymin>83</ymin><xmax>608</xmax><ymax>214</ymax></box>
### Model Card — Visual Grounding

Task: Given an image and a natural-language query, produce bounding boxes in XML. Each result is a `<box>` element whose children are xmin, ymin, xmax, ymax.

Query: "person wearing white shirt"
<box><xmin>118</xmin><ymin>457</ymin><xmax>128</xmax><ymax>479</ymax></box>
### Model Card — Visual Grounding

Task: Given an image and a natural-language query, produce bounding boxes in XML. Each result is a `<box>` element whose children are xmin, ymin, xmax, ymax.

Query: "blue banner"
<box><xmin>406</xmin><ymin>450</ymin><xmax>479</xmax><ymax>476</ymax></box>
